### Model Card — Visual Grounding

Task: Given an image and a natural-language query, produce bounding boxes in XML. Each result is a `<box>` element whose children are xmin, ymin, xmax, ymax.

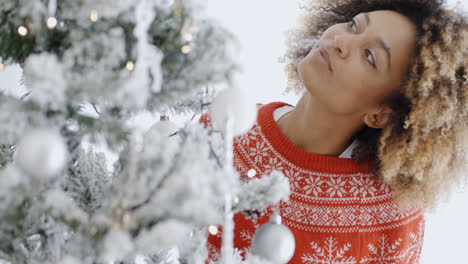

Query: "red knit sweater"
<box><xmin>203</xmin><ymin>102</ymin><xmax>425</xmax><ymax>264</ymax></box>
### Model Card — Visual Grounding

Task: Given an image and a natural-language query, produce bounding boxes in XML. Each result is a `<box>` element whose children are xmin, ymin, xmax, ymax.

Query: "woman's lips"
<box><xmin>319</xmin><ymin>48</ymin><xmax>333</xmax><ymax>72</ymax></box>
<box><xmin>313</xmin><ymin>48</ymin><xmax>332</xmax><ymax>72</ymax></box>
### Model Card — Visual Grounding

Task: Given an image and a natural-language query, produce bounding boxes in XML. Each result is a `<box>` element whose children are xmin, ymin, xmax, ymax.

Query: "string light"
<box><xmin>183</xmin><ymin>33</ymin><xmax>193</xmax><ymax>42</ymax></box>
<box><xmin>122</xmin><ymin>213</ymin><xmax>131</xmax><ymax>226</ymax></box>
<box><xmin>181</xmin><ymin>45</ymin><xmax>191</xmax><ymax>54</ymax></box>
<box><xmin>233</xmin><ymin>196</ymin><xmax>240</xmax><ymax>204</ymax></box>
<box><xmin>18</xmin><ymin>26</ymin><xmax>28</xmax><ymax>36</ymax></box>
<box><xmin>208</xmin><ymin>225</ymin><xmax>218</xmax><ymax>235</ymax></box>
<box><xmin>0</xmin><ymin>63</ymin><xmax>4</xmax><ymax>72</ymax></box>
<box><xmin>172</xmin><ymin>7</ymin><xmax>183</xmax><ymax>15</ymax></box>
<box><xmin>90</xmin><ymin>10</ymin><xmax>99</xmax><ymax>22</ymax></box>
<box><xmin>125</xmin><ymin>61</ymin><xmax>135</xmax><ymax>71</ymax></box>
<box><xmin>247</xmin><ymin>169</ymin><xmax>256</xmax><ymax>178</ymax></box>
<box><xmin>189</xmin><ymin>26</ymin><xmax>199</xmax><ymax>34</ymax></box>
<box><xmin>46</xmin><ymin>16</ymin><xmax>58</xmax><ymax>29</ymax></box>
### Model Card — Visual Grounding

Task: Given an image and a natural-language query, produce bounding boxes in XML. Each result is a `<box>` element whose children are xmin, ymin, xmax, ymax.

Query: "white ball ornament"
<box><xmin>15</xmin><ymin>129</ymin><xmax>68</xmax><ymax>180</ymax></box>
<box><xmin>209</xmin><ymin>87</ymin><xmax>257</xmax><ymax>136</ymax></box>
<box><xmin>148</xmin><ymin>115</ymin><xmax>179</xmax><ymax>137</ymax></box>
<box><xmin>252</xmin><ymin>213</ymin><xmax>296</xmax><ymax>264</ymax></box>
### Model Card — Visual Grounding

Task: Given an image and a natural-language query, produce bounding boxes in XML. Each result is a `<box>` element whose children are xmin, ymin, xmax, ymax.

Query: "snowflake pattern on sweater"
<box><xmin>204</xmin><ymin>102</ymin><xmax>425</xmax><ymax>264</ymax></box>
<box><xmin>302</xmin><ymin>236</ymin><xmax>356</xmax><ymax>264</ymax></box>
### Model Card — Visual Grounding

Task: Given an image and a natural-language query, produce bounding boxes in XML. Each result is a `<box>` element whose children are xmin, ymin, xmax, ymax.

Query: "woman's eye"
<box><xmin>347</xmin><ymin>19</ymin><xmax>357</xmax><ymax>32</ymax></box>
<box><xmin>365</xmin><ymin>49</ymin><xmax>376</xmax><ymax>68</ymax></box>
<box><xmin>347</xmin><ymin>19</ymin><xmax>376</xmax><ymax>69</ymax></box>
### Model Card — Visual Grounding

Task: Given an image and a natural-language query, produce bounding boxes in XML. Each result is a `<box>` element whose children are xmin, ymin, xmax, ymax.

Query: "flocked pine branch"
<box><xmin>0</xmin><ymin>0</ymin><xmax>290</xmax><ymax>263</ymax></box>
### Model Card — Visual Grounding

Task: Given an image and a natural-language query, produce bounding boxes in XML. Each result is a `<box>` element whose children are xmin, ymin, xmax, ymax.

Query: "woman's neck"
<box><xmin>277</xmin><ymin>92</ymin><xmax>362</xmax><ymax>157</ymax></box>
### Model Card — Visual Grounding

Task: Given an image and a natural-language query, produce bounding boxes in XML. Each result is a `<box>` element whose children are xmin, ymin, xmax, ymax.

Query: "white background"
<box><xmin>0</xmin><ymin>0</ymin><xmax>467</xmax><ymax>263</ymax></box>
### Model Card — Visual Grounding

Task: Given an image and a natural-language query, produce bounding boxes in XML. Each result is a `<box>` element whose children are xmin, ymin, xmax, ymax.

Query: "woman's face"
<box><xmin>298</xmin><ymin>10</ymin><xmax>417</xmax><ymax>116</ymax></box>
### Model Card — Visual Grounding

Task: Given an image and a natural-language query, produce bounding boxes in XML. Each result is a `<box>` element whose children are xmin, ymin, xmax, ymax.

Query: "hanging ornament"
<box><xmin>48</xmin><ymin>0</ymin><xmax>57</xmax><ymax>16</ymax></box>
<box><xmin>15</xmin><ymin>129</ymin><xmax>68</xmax><ymax>180</ymax></box>
<box><xmin>148</xmin><ymin>115</ymin><xmax>179</xmax><ymax>137</ymax></box>
<box><xmin>252</xmin><ymin>212</ymin><xmax>295</xmax><ymax>264</ymax></box>
<box><xmin>209</xmin><ymin>87</ymin><xmax>257</xmax><ymax>137</ymax></box>
<box><xmin>122</xmin><ymin>0</ymin><xmax>164</xmax><ymax>102</ymax></box>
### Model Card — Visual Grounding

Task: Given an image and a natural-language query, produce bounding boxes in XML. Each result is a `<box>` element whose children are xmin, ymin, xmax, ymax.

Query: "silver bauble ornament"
<box><xmin>252</xmin><ymin>213</ymin><xmax>295</xmax><ymax>264</ymax></box>
<box><xmin>15</xmin><ymin>128</ymin><xmax>67</xmax><ymax>179</ymax></box>
<box><xmin>148</xmin><ymin>115</ymin><xmax>179</xmax><ymax>137</ymax></box>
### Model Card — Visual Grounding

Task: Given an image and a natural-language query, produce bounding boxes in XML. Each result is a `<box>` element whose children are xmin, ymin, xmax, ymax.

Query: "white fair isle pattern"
<box><xmin>359</xmin><ymin>235</ymin><xmax>405</xmax><ymax>264</ymax></box>
<box><xmin>207</xmin><ymin>241</ymin><xmax>221</xmax><ymax>262</ymax></box>
<box><xmin>239</xmin><ymin>222</ymin><xmax>260</xmax><ymax>248</ymax></box>
<box><xmin>240</xmin><ymin>230</ymin><xmax>253</xmax><ymax>243</ymax></box>
<box><xmin>233</xmin><ymin>122</ymin><xmax>422</xmax><ymax>233</ymax></box>
<box><xmin>405</xmin><ymin>221</ymin><xmax>425</xmax><ymax>264</ymax></box>
<box><xmin>300</xmin><ymin>231</ymin><xmax>424</xmax><ymax>264</ymax></box>
<box><xmin>281</xmin><ymin>200</ymin><xmax>360</xmax><ymax>227</ymax></box>
<box><xmin>301</xmin><ymin>236</ymin><xmax>357</xmax><ymax>264</ymax></box>
<box><xmin>249</xmin><ymin>140</ymin><xmax>270</xmax><ymax>164</ymax></box>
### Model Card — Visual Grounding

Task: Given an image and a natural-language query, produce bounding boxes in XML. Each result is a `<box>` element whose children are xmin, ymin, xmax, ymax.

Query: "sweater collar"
<box><xmin>257</xmin><ymin>102</ymin><xmax>370</xmax><ymax>174</ymax></box>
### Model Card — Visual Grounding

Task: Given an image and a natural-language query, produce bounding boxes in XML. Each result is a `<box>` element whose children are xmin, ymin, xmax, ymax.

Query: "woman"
<box><xmin>204</xmin><ymin>0</ymin><xmax>468</xmax><ymax>263</ymax></box>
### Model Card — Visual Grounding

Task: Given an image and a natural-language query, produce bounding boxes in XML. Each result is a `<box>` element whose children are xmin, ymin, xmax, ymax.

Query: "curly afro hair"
<box><xmin>279</xmin><ymin>0</ymin><xmax>468</xmax><ymax>212</ymax></box>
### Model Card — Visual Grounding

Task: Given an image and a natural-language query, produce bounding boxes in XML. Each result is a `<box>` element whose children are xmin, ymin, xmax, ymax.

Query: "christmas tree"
<box><xmin>0</xmin><ymin>0</ymin><xmax>291</xmax><ymax>263</ymax></box>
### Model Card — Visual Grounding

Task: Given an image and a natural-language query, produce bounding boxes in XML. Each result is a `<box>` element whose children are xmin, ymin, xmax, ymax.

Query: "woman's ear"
<box><xmin>363</xmin><ymin>106</ymin><xmax>393</xmax><ymax>129</ymax></box>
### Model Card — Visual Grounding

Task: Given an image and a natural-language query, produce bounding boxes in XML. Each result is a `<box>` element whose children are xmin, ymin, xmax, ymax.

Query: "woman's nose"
<box><xmin>333</xmin><ymin>34</ymin><xmax>351</xmax><ymax>58</ymax></box>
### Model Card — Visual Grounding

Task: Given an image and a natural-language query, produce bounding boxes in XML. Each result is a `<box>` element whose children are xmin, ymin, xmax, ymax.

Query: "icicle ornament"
<box><xmin>120</xmin><ymin>0</ymin><xmax>164</xmax><ymax>109</ymax></box>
